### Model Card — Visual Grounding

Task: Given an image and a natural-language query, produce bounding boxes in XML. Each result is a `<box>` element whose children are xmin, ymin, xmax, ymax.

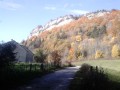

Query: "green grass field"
<box><xmin>70</xmin><ymin>60</ymin><xmax>120</xmax><ymax>90</ymax></box>
<box><xmin>72</xmin><ymin>60</ymin><xmax>120</xmax><ymax>81</ymax></box>
<box><xmin>72</xmin><ymin>60</ymin><xmax>120</xmax><ymax>71</ymax></box>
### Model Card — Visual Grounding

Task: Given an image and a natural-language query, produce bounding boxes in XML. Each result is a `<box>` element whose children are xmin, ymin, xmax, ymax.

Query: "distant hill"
<box><xmin>22</xmin><ymin>9</ymin><xmax>120</xmax><ymax>62</ymax></box>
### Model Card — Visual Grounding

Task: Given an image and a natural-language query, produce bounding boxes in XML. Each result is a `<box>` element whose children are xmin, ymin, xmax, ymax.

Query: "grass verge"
<box><xmin>70</xmin><ymin>63</ymin><xmax>120</xmax><ymax>90</ymax></box>
<box><xmin>0</xmin><ymin>63</ymin><xmax>62</xmax><ymax>90</ymax></box>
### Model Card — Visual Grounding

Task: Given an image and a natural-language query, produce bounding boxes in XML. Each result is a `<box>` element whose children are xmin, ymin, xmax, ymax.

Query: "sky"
<box><xmin>0</xmin><ymin>0</ymin><xmax>120</xmax><ymax>43</ymax></box>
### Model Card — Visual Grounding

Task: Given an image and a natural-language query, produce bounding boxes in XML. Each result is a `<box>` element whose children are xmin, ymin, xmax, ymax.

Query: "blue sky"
<box><xmin>0</xmin><ymin>0</ymin><xmax>120</xmax><ymax>43</ymax></box>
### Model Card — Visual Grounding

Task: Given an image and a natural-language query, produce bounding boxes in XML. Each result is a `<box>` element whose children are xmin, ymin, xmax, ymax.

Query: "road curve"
<box><xmin>17</xmin><ymin>66</ymin><xmax>80</xmax><ymax>90</ymax></box>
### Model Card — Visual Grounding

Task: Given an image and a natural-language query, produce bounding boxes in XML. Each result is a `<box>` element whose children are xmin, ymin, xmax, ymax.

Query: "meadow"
<box><xmin>72</xmin><ymin>60</ymin><xmax>120</xmax><ymax>71</ymax></box>
<box><xmin>70</xmin><ymin>60</ymin><xmax>120</xmax><ymax>90</ymax></box>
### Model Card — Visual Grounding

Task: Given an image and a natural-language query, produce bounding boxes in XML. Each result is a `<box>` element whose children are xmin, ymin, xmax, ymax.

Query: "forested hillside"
<box><xmin>22</xmin><ymin>9</ymin><xmax>120</xmax><ymax>64</ymax></box>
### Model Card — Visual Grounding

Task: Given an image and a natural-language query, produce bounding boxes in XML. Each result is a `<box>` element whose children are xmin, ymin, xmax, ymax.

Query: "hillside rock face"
<box><xmin>29</xmin><ymin>25</ymin><xmax>43</xmax><ymax>38</ymax></box>
<box><xmin>28</xmin><ymin>15</ymin><xmax>78</xmax><ymax>38</ymax></box>
<box><xmin>85</xmin><ymin>10</ymin><xmax>110</xmax><ymax>19</ymax></box>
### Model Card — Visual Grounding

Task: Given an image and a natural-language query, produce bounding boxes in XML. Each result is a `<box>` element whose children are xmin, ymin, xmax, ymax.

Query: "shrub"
<box><xmin>112</xmin><ymin>44</ymin><xmax>120</xmax><ymax>58</ymax></box>
<box><xmin>70</xmin><ymin>64</ymin><xmax>109</xmax><ymax>90</ymax></box>
<box><xmin>75</xmin><ymin>50</ymin><xmax>82</xmax><ymax>59</ymax></box>
<box><xmin>95</xmin><ymin>50</ymin><xmax>104</xmax><ymax>59</ymax></box>
<box><xmin>75</xmin><ymin>50</ymin><xmax>87</xmax><ymax>60</ymax></box>
<box><xmin>82</xmin><ymin>50</ymin><xmax>88</xmax><ymax>58</ymax></box>
<box><xmin>80</xmin><ymin>64</ymin><xmax>90</xmax><ymax>72</ymax></box>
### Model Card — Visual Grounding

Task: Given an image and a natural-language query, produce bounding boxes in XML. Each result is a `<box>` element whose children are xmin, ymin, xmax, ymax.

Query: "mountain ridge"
<box><xmin>28</xmin><ymin>15</ymin><xmax>79</xmax><ymax>39</ymax></box>
<box><xmin>28</xmin><ymin>9</ymin><xmax>111</xmax><ymax>39</ymax></box>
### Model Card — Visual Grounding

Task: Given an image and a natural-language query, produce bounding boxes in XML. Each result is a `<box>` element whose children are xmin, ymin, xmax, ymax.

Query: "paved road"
<box><xmin>18</xmin><ymin>66</ymin><xmax>80</xmax><ymax>90</ymax></box>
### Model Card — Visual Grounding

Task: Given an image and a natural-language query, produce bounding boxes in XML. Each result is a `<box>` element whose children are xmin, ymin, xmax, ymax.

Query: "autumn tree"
<box><xmin>34</xmin><ymin>49</ymin><xmax>47</xmax><ymax>63</ymax></box>
<box><xmin>57</xmin><ymin>30</ymin><xmax>67</xmax><ymax>39</ymax></box>
<box><xmin>67</xmin><ymin>47</ymin><xmax>75</xmax><ymax>60</ymax></box>
<box><xmin>112</xmin><ymin>44</ymin><xmax>120</xmax><ymax>58</ymax></box>
<box><xmin>75</xmin><ymin>50</ymin><xmax>82</xmax><ymax>60</ymax></box>
<box><xmin>51</xmin><ymin>50</ymin><xmax>61</xmax><ymax>67</ymax></box>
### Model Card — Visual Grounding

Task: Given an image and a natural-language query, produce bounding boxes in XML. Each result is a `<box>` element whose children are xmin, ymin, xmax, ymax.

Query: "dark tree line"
<box><xmin>0</xmin><ymin>42</ymin><xmax>16</xmax><ymax>69</ymax></box>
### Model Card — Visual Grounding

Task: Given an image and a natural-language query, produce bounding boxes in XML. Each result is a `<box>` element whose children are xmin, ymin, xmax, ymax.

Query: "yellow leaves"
<box><xmin>78</xmin><ymin>45</ymin><xmax>83</xmax><ymax>50</ymax></box>
<box><xmin>71</xmin><ymin>42</ymin><xmax>75</xmax><ymax>47</ymax></box>
<box><xmin>112</xmin><ymin>44</ymin><xmax>120</xmax><ymax>58</ymax></box>
<box><xmin>67</xmin><ymin>55</ymin><xmax>73</xmax><ymax>61</ymax></box>
<box><xmin>95</xmin><ymin>50</ymin><xmax>104</xmax><ymax>59</ymax></box>
<box><xmin>76</xmin><ymin>35</ymin><xmax>82</xmax><ymax>42</ymax></box>
<box><xmin>67</xmin><ymin>48</ymin><xmax>75</xmax><ymax>61</ymax></box>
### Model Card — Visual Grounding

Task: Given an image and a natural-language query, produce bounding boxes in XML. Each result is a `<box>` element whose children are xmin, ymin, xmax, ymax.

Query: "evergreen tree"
<box><xmin>0</xmin><ymin>42</ymin><xmax>16</xmax><ymax>69</ymax></box>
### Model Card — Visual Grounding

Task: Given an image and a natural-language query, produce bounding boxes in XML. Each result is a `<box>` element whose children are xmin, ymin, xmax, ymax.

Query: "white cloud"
<box><xmin>0</xmin><ymin>1</ymin><xmax>23</xmax><ymax>10</ymax></box>
<box><xmin>70</xmin><ymin>9</ymin><xmax>89</xmax><ymax>14</ymax></box>
<box><xmin>44</xmin><ymin>6</ymin><xmax>56</xmax><ymax>10</ymax></box>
